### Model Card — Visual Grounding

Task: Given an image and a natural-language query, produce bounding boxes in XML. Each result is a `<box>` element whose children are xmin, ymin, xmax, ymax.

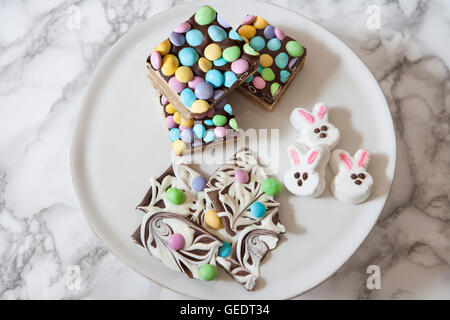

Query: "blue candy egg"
<box><xmin>186</xmin><ymin>29</ymin><xmax>204</xmax><ymax>46</ymax></box>
<box><xmin>280</xmin><ymin>70</ymin><xmax>291</xmax><ymax>83</ymax></box>
<box><xmin>178</xmin><ymin>47</ymin><xmax>199</xmax><ymax>66</ymax></box>
<box><xmin>213</xmin><ymin>57</ymin><xmax>227</xmax><ymax>67</ymax></box>
<box><xmin>250</xmin><ymin>201</ymin><xmax>266</xmax><ymax>218</ymax></box>
<box><xmin>169</xmin><ymin>31</ymin><xmax>185</xmax><ymax>47</ymax></box>
<box><xmin>191</xmin><ymin>175</ymin><xmax>206</xmax><ymax>191</ymax></box>
<box><xmin>275</xmin><ymin>52</ymin><xmax>289</xmax><ymax>69</ymax></box>
<box><xmin>224</xmin><ymin>71</ymin><xmax>237</xmax><ymax>88</ymax></box>
<box><xmin>245</xmin><ymin>75</ymin><xmax>254</xmax><ymax>83</ymax></box>
<box><xmin>180</xmin><ymin>88</ymin><xmax>197</xmax><ymax>107</ymax></box>
<box><xmin>216</xmin><ymin>14</ymin><xmax>231</xmax><ymax>28</ymax></box>
<box><xmin>229</xmin><ymin>29</ymin><xmax>243</xmax><ymax>41</ymax></box>
<box><xmin>208</xmin><ymin>25</ymin><xmax>227</xmax><ymax>42</ymax></box>
<box><xmin>224</xmin><ymin>103</ymin><xmax>233</xmax><ymax>115</ymax></box>
<box><xmin>203</xmin><ymin>130</ymin><xmax>215</xmax><ymax>143</ymax></box>
<box><xmin>267</xmin><ymin>38</ymin><xmax>281</xmax><ymax>51</ymax></box>
<box><xmin>249</xmin><ymin>36</ymin><xmax>266</xmax><ymax>52</ymax></box>
<box><xmin>204</xmin><ymin>119</ymin><xmax>214</xmax><ymax>126</ymax></box>
<box><xmin>180</xmin><ymin>129</ymin><xmax>194</xmax><ymax>143</ymax></box>
<box><xmin>258</xmin><ymin>65</ymin><xmax>263</xmax><ymax>74</ymax></box>
<box><xmin>168</xmin><ymin>128</ymin><xmax>181</xmax><ymax>142</ymax></box>
<box><xmin>193</xmin><ymin>123</ymin><xmax>206</xmax><ymax>139</ymax></box>
<box><xmin>218</xmin><ymin>241</ymin><xmax>232</xmax><ymax>258</ymax></box>
<box><xmin>205</xmin><ymin>69</ymin><xmax>224</xmax><ymax>88</ymax></box>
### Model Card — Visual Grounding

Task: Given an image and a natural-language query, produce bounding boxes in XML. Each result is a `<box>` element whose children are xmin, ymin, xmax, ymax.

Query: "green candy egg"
<box><xmin>166</xmin><ymin>187</ymin><xmax>186</xmax><ymax>205</ymax></box>
<box><xmin>262</xmin><ymin>178</ymin><xmax>282</xmax><ymax>195</ymax></box>
<box><xmin>286</xmin><ymin>40</ymin><xmax>303</xmax><ymax>57</ymax></box>
<box><xmin>198</xmin><ymin>264</ymin><xmax>218</xmax><ymax>281</ymax></box>
<box><xmin>243</xmin><ymin>43</ymin><xmax>258</xmax><ymax>56</ymax></box>
<box><xmin>229</xmin><ymin>118</ymin><xmax>238</xmax><ymax>130</ymax></box>
<box><xmin>222</xmin><ymin>46</ymin><xmax>241</xmax><ymax>62</ymax></box>
<box><xmin>194</xmin><ymin>5</ymin><xmax>216</xmax><ymax>25</ymax></box>
<box><xmin>212</xmin><ymin>115</ymin><xmax>227</xmax><ymax>126</ymax></box>
<box><xmin>261</xmin><ymin>68</ymin><xmax>275</xmax><ymax>81</ymax></box>
<box><xmin>271</xmin><ymin>82</ymin><xmax>280</xmax><ymax>96</ymax></box>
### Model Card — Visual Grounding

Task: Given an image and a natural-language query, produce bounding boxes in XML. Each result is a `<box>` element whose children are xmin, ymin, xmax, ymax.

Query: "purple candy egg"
<box><xmin>180</xmin><ymin>129</ymin><xmax>194</xmax><ymax>143</ymax></box>
<box><xmin>234</xmin><ymin>169</ymin><xmax>249</xmax><ymax>184</ymax></box>
<box><xmin>166</xmin><ymin>116</ymin><xmax>177</xmax><ymax>129</ymax></box>
<box><xmin>169</xmin><ymin>31</ymin><xmax>185</xmax><ymax>46</ymax></box>
<box><xmin>194</xmin><ymin>82</ymin><xmax>213</xmax><ymax>100</ymax></box>
<box><xmin>289</xmin><ymin>58</ymin><xmax>299</xmax><ymax>70</ymax></box>
<box><xmin>191</xmin><ymin>175</ymin><xmax>206</xmax><ymax>191</ymax></box>
<box><xmin>241</xmin><ymin>15</ymin><xmax>256</xmax><ymax>25</ymax></box>
<box><xmin>160</xmin><ymin>95</ymin><xmax>168</xmax><ymax>106</ymax></box>
<box><xmin>206</xmin><ymin>107</ymin><xmax>215</xmax><ymax>118</ymax></box>
<box><xmin>214</xmin><ymin>126</ymin><xmax>227</xmax><ymax>138</ymax></box>
<box><xmin>150</xmin><ymin>51</ymin><xmax>162</xmax><ymax>70</ymax></box>
<box><xmin>174</xmin><ymin>21</ymin><xmax>191</xmax><ymax>33</ymax></box>
<box><xmin>274</xmin><ymin>27</ymin><xmax>286</xmax><ymax>40</ymax></box>
<box><xmin>264</xmin><ymin>25</ymin><xmax>275</xmax><ymax>39</ymax></box>
<box><xmin>216</xmin><ymin>14</ymin><xmax>231</xmax><ymax>28</ymax></box>
<box><xmin>168</xmin><ymin>76</ymin><xmax>186</xmax><ymax>93</ymax></box>
<box><xmin>168</xmin><ymin>233</ymin><xmax>185</xmax><ymax>251</ymax></box>
<box><xmin>188</xmin><ymin>76</ymin><xmax>204</xmax><ymax>89</ymax></box>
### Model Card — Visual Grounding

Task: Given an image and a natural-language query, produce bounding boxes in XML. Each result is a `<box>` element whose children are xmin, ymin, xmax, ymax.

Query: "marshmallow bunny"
<box><xmin>284</xmin><ymin>144</ymin><xmax>330</xmax><ymax>197</ymax></box>
<box><xmin>330</xmin><ymin>149</ymin><xmax>374</xmax><ymax>204</ymax></box>
<box><xmin>290</xmin><ymin>103</ymin><xmax>340</xmax><ymax>150</ymax></box>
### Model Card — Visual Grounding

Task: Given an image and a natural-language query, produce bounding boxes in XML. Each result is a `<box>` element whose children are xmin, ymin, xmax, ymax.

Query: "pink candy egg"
<box><xmin>214</xmin><ymin>126</ymin><xmax>227</xmax><ymax>138</ymax></box>
<box><xmin>206</xmin><ymin>107</ymin><xmax>215</xmax><ymax>118</ymax></box>
<box><xmin>234</xmin><ymin>169</ymin><xmax>249</xmax><ymax>184</ymax></box>
<box><xmin>166</xmin><ymin>116</ymin><xmax>177</xmax><ymax>128</ymax></box>
<box><xmin>231</xmin><ymin>59</ymin><xmax>249</xmax><ymax>75</ymax></box>
<box><xmin>174</xmin><ymin>21</ymin><xmax>191</xmax><ymax>33</ymax></box>
<box><xmin>188</xmin><ymin>76</ymin><xmax>205</xmax><ymax>89</ymax></box>
<box><xmin>241</xmin><ymin>15</ymin><xmax>256</xmax><ymax>25</ymax></box>
<box><xmin>161</xmin><ymin>95</ymin><xmax>168</xmax><ymax>105</ymax></box>
<box><xmin>168</xmin><ymin>76</ymin><xmax>186</xmax><ymax>93</ymax></box>
<box><xmin>150</xmin><ymin>51</ymin><xmax>162</xmax><ymax>69</ymax></box>
<box><xmin>274</xmin><ymin>27</ymin><xmax>286</xmax><ymax>40</ymax></box>
<box><xmin>168</xmin><ymin>233</ymin><xmax>185</xmax><ymax>251</ymax></box>
<box><xmin>252</xmin><ymin>76</ymin><xmax>266</xmax><ymax>89</ymax></box>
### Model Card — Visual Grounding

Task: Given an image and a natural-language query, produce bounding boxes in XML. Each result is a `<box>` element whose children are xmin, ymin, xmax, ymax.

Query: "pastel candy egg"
<box><xmin>274</xmin><ymin>27</ymin><xmax>286</xmax><ymax>40</ymax></box>
<box><xmin>168</xmin><ymin>233</ymin><xmax>185</xmax><ymax>251</ymax></box>
<box><xmin>186</xmin><ymin>29</ymin><xmax>204</xmax><ymax>46</ymax></box>
<box><xmin>261</xmin><ymin>68</ymin><xmax>275</xmax><ymax>81</ymax></box>
<box><xmin>267</xmin><ymin>38</ymin><xmax>281</xmax><ymax>51</ymax></box>
<box><xmin>275</xmin><ymin>52</ymin><xmax>289</xmax><ymax>69</ymax></box>
<box><xmin>249</xmin><ymin>36</ymin><xmax>266</xmax><ymax>51</ymax></box>
<box><xmin>231</xmin><ymin>59</ymin><xmax>249</xmax><ymax>74</ymax></box>
<box><xmin>224</xmin><ymin>104</ymin><xmax>233</xmax><ymax>115</ymax></box>
<box><xmin>169</xmin><ymin>31</ymin><xmax>185</xmax><ymax>47</ymax></box>
<box><xmin>205</xmin><ymin>69</ymin><xmax>224</xmax><ymax>88</ymax></box>
<box><xmin>180</xmin><ymin>117</ymin><xmax>194</xmax><ymax>128</ymax></box>
<box><xmin>250</xmin><ymin>201</ymin><xmax>266</xmax><ymax>218</ymax></box>
<box><xmin>213</xmin><ymin>57</ymin><xmax>227</xmax><ymax>67</ymax></box>
<box><xmin>174</xmin><ymin>21</ymin><xmax>191</xmax><ymax>33</ymax></box>
<box><xmin>172</xmin><ymin>140</ymin><xmax>186</xmax><ymax>155</ymax></box>
<box><xmin>194</xmin><ymin>82</ymin><xmax>213</xmax><ymax>100</ymax></box>
<box><xmin>204</xmin><ymin>119</ymin><xmax>214</xmax><ymax>126</ymax></box>
<box><xmin>188</xmin><ymin>76</ymin><xmax>204</xmax><ymax>89</ymax></box>
<box><xmin>262</xmin><ymin>178</ymin><xmax>282</xmax><ymax>195</ymax></box>
<box><xmin>178</xmin><ymin>47</ymin><xmax>199</xmax><ymax>66</ymax></box>
<box><xmin>271</xmin><ymin>82</ymin><xmax>281</xmax><ymax>96</ymax></box>
<box><xmin>252</xmin><ymin>76</ymin><xmax>266</xmax><ymax>89</ymax></box>
<box><xmin>191</xmin><ymin>175</ymin><xmax>206</xmax><ymax>191</ymax></box>
<box><xmin>224</xmin><ymin>71</ymin><xmax>237</xmax><ymax>88</ymax></box>
<box><xmin>229</xmin><ymin>29</ymin><xmax>243</xmax><ymax>41</ymax></box>
<box><xmin>243</xmin><ymin>43</ymin><xmax>258</xmax><ymax>56</ymax></box>
<box><xmin>169</xmin><ymin>128</ymin><xmax>181</xmax><ymax>142</ymax></box>
<box><xmin>260</xmin><ymin>54</ymin><xmax>273</xmax><ymax>67</ymax></box>
<box><xmin>166</xmin><ymin>116</ymin><xmax>176</xmax><ymax>129</ymax></box>
<box><xmin>195</xmin><ymin>5</ymin><xmax>216</xmax><ymax>25</ymax></box>
<box><xmin>203</xmin><ymin>130</ymin><xmax>215</xmax><ymax>143</ymax></box>
<box><xmin>258</xmin><ymin>65</ymin><xmax>263</xmax><ymax>73</ymax></box>
<box><xmin>161</xmin><ymin>95</ymin><xmax>168</xmax><ymax>105</ymax></box>
<box><xmin>214</xmin><ymin>126</ymin><xmax>227</xmax><ymax>138</ymax></box>
<box><xmin>204</xmin><ymin>43</ymin><xmax>222</xmax><ymax>61</ymax></box>
<box><xmin>191</xmin><ymin>100</ymin><xmax>210</xmax><ymax>113</ymax></box>
<box><xmin>208</xmin><ymin>25</ymin><xmax>227</xmax><ymax>42</ymax></box>
<box><xmin>154</xmin><ymin>39</ymin><xmax>171</xmax><ymax>55</ymax></box>
<box><xmin>241</xmin><ymin>15</ymin><xmax>256</xmax><ymax>25</ymax></box>
<box><xmin>168</xmin><ymin>76</ymin><xmax>186</xmax><ymax>93</ymax></box>
<box><xmin>218</xmin><ymin>241</ymin><xmax>232</xmax><ymax>258</ymax></box>
<box><xmin>222</xmin><ymin>46</ymin><xmax>241</xmax><ymax>62</ymax></box>
<box><xmin>165</xmin><ymin>103</ymin><xmax>177</xmax><ymax>114</ymax></box>
<box><xmin>212</xmin><ymin>115</ymin><xmax>227</xmax><ymax>126</ymax></box>
<box><xmin>150</xmin><ymin>51</ymin><xmax>162</xmax><ymax>69</ymax></box>
<box><xmin>193</xmin><ymin>123</ymin><xmax>206</xmax><ymax>139</ymax></box>
<box><xmin>216</xmin><ymin>14</ymin><xmax>230</xmax><ymax>28</ymax></box>
<box><xmin>238</xmin><ymin>25</ymin><xmax>256</xmax><ymax>39</ymax></box>
<box><xmin>213</xmin><ymin>89</ymin><xmax>225</xmax><ymax>101</ymax></box>
<box><xmin>235</xmin><ymin>169</ymin><xmax>249</xmax><ymax>183</ymax></box>
<box><xmin>264</xmin><ymin>25</ymin><xmax>275</xmax><ymax>39</ymax></box>
<box><xmin>286</xmin><ymin>40</ymin><xmax>304</xmax><ymax>57</ymax></box>
<box><xmin>289</xmin><ymin>58</ymin><xmax>299</xmax><ymax>70</ymax></box>
<box><xmin>173</xmin><ymin>112</ymin><xmax>181</xmax><ymax>124</ymax></box>
<box><xmin>205</xmin><ymin>209</ymin><xmax>222</xmax><ymax>229</ymax></box>
<box><xmin>198</xmin><ymin>57</ymin><xmax>212</xmax><ymax>72</ymax></box>
<box><xmin>206</xmin><ymin>107</ymin><xmax>215</xmax><ymax>118</ymax></box>
<box><xmin>253</xmin><ymin>16</ymin><xmax>269</xmax><ymax>29</ymax></box>
<box><xmin>245</xmin><ymin>75</ymin><xmax>254</xmax><ymax>83</ymax></box>
<box><xmin>180</xmin><ymin>129</ymin><xmax>194</xmax><ymax>143</ymax></box>
<box><xmin>280</xmin><ymin>70</ymin><xmax>291</xmax><ymax>83</ymax></box>
<box><xmin>198</xmin><ymin>264</ymin><xmax>218</xmax><ymax>281</ymax></box>
<box><xmin>229</xmin><ymin>118</ymin><xmax>238</xmax><ymax>130</ymax></box>
<box><xmin>180</xmin><ymin>88</ymin><xmax>196</xmax><ymax>107</ymax></box>
<box><xmin>166</xmin><ymin>187</ymin><xmax>186</xmax><ymax>204</ymax></box>
<box><xmin>161</xmin><ymin>54</ymin><xmax>179</xmax><ymax>76</ymax></box>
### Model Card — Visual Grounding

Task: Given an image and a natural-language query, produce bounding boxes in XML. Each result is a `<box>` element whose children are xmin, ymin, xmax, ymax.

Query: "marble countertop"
<box><xmin>0</xmin><ymin>0</ymin><xmax>448</xmax><ymax>299</ymax></box>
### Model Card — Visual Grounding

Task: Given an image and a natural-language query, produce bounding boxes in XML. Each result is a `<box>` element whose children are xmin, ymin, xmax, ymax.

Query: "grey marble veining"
<box><xmin>0</xmin><ymin>0</ymin><xmax>448</xmax><ymax>299</ymax></box>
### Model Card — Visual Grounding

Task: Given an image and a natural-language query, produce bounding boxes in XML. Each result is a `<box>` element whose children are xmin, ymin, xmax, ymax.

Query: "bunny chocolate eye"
<box><xmin>314</xmin><ymin>128</ymin><xmax>320</xmax><ymax>133</ymax></box>
<box><xmin>321</xmin><ymin>125</ymin><xmax>328</xmax><ymax>131</ymax></box>
<box><xmin>319</xmin><ymin>133</ymin><xmax>327</xmax><ymax>138</ymax></box>
<box><xmin>294</xmin><ymin>172</ymin><xmax>300</xmax><ymax>179</ymax></box>
<box><xmin>302</xmin><ymin>172</ymin><xmax>308</xmax><ymax>180</ymax></box>
<box><xmin>355</xmin><ymin>180</ymin><xmax>362</xmax><ymax>185</ymax></box>
<box><xmin>351</xmin><ymin>174</ymin><xmax>357</xmax><ymax>179</ymax></box>
<box><xmin>358</xmin><ymin>173</ymin><xmax>366</xmax><ymax>179</ymax></box>
<box><xmin>297</xmin><ymin>180</ymin><xmax>303</xmax><ymax>186</ymax></box>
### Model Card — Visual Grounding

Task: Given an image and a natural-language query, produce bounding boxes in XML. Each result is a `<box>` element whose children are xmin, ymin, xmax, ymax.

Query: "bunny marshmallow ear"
<box><xmin>287</xmin><ymin>145</ymin><xmax>301</xmax><ymax>166</ymax></box>
<box><xmin>355</xmin><ymin>149</ymin><xmax>370</xmax><ymax>168</ymax></box>
<box><xmin>312</xmin><ymin>102</ymin><xmax>329</xmax><ymax>121</ymax></box>
<box><xmin>290</xmin><ymin>107</ymin><xmax>315</xmax><ymax>129</ymax></box>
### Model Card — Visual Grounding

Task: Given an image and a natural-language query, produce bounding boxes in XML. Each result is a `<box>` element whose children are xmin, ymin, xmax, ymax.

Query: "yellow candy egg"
<box><xmin>173</xmin><ymin>111</ymin><xmax>182</xmax><ymax>124</ymax></box>
<box><xmin>161</xmin><ymin>54</ymin><xmax>179</xmax><ymax>76</ymax></box>
<box><xmin>190</xmin><ymin>100</ymin><xmax>210</xmax><ymax>114</ymax></box>
<box><xmin>205</xmin><ymin>210</ymin><xmax>222</xmax><ymax>229</ymax></box>
<box><xmin>175</xmin><ymin>66</ymin><xmax>193</xmax><ymax>83</ymax></box>
<box><xmin>260</xmin><ymin>54</ymin><xmax>273</xmax><ymax>67</ymax></box>
<box><xmin>165</xmin><ymin>103</ymin><xmax>177</xmax><ymax>114</ymax></box>
<box><xmin>204</xmin><ymin>43</ymin><xmax>222</xmax><ymax>61</ymax></box>
<box><xmin>198</xmin><ymin>57</ymin><xmax>212</xmax><ymax>72</ymax></box>
<box><xmin>253</xmin><ymin>16</ymin><xmax>269</xmax><ymax>29</ymax></box>
<box><xmin>180</xmin><ymin>117</ymin><xmax>194</xmax><ymax>128</ymax></box>
<box><xmin>238</xmin><ymin>25</ymin><xmax>256</xmax><ymax>39</ymax></box>
<box><xmin>172</xmin><ymin>140</ymin><xmax>186</xmax><ymax>156</ymax></box>
<box><xmin>154</xmin><ymin>39</ymin><xmax>171</xmax><ymax>55</ymax></box>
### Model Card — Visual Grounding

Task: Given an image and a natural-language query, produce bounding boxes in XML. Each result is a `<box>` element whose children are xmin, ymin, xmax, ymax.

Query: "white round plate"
<box><xmin>71</xmin><ymin>0</ymin><xmax>396</xmax><ymax>299</ymax></box>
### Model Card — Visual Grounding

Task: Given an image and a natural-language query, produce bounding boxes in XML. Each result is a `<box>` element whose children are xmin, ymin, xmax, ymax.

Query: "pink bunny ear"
<box><xmin>288</xmin><ymin>146</ymin><xmax>301</xmax><ymax>166</ymax></box>
<box><xmin>307</xmin><ymin>150</ymin><xmax>319</xmax><ymax>165</ymax></box>
<box><xmin>298</xmin><ymin>109</ymin><xmax>315</xmax><ymax>124</ymax></box>
<box><xmin>356</xmin><ymin>149</ymin><xmax>370</xmax><ymax>168</ymax></box>
<box><xmin>313</xmin><ymin>103</ymin><xmax>329</xmax><ymax>121</ymax></box>
<box><xmin>339</xmin><ymin>152</ymin><xmax>353</xmax><ymax>170</ymax></box>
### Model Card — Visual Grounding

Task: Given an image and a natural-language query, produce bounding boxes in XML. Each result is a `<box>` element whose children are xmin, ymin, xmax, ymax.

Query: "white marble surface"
<box><xmin>0</xmin><ymin>0</ymin><xmax>449</xmax><ymax>299</ymax></box>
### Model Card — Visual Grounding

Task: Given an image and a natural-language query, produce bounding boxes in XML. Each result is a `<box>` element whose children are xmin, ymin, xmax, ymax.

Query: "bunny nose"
<box><xmin>293</xmin><ymin>171</ymin><xmax>308</xmax><ymax>187</ymax></box>
<box><xmin>314</xmin><ymin>126</ymin><xmax>328</xmax><ymax>138</ymax></box>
